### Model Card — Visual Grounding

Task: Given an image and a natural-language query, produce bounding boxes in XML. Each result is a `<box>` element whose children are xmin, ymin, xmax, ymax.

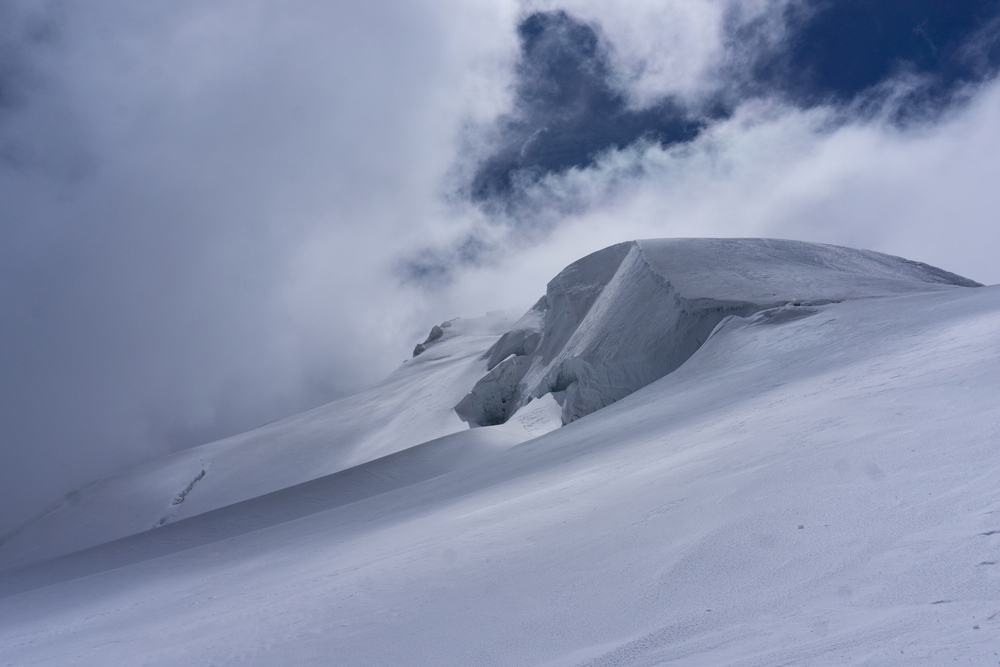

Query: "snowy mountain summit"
<box><xmin>3</xmin><ymin>238</ymin><xmax>999</xmax><ymax>667</ymax></box>
<box><xmin>0</xmin><ymin>238</ymin><xmax>980</xmax><ymax>569</ymax></box>
<box><xmin>457</xmin><ymin>239</ymin><xmax>979</xmax><ymax>426</ymax></box>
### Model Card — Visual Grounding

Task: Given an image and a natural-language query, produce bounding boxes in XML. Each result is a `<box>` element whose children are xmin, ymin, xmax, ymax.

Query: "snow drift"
<box><xmin>456</xmin><ymin>239</ymin><xmax>980</xmax><ymax>426</ymax></box>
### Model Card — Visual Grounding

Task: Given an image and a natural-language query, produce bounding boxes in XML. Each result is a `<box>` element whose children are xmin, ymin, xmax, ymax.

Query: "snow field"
<box><xmin>0</xmin><ymin>239</ymin><xmax>1000</xmax><ymax>667</ymax></box>
<box><xmin>2</xmin><ymin>281</ymin><xmax>999</xmax><ymax>665</ymax></box>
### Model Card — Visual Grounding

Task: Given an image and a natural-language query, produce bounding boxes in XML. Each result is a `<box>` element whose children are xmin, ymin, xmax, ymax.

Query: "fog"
<box><xmin>2</xmin><ymin>0</ymin><xmax>998</xmax><ymax>536</ymax></box>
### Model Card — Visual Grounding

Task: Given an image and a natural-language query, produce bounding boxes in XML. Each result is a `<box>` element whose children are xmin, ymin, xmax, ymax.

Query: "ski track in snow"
<box><xmin>1</xmin><ymin>241</ymin><xmax>999</xmax><ymax>666</ymax></box>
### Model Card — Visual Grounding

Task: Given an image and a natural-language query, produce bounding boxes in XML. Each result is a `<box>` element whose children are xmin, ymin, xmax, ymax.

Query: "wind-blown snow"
<box><xmin>457</xmin><ymin>239</ymin><xmax>979</xmax><ymax>426</ymax></box>
<box><xmin>1</xmin><ymin>239</ymin><xmax>997</xmax><ymax>666</ymax></box>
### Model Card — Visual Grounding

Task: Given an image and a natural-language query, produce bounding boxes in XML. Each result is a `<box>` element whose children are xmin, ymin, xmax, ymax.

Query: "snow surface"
<box><xmin>0</xmin><ymin>312</ymin><xmax>522</xmax><ymax>568</ymax></box>
<box><xmin>457</xmin><ymin>239</ymin><xmax>979</xmax><ymax>426</ymax></box>
<box><xmin>2</xmin><ymin>239</ymin><xmax>999</xmax><ymax>666</ymax></box>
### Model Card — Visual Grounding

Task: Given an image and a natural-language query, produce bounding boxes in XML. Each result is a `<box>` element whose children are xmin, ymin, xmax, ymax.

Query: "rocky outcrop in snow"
<box><xmin>456</xmin><ymin>238</ymin><xmax>980</xmax><ymax>426</ymax></box>
<box><xmin>412</xmin><ymin>322</ymin><xmax>450</xmax><ymax>356</ymax></box>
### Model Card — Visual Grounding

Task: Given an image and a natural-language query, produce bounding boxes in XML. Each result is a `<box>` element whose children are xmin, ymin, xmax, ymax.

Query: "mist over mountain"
<box><xmin>2</xmin><ymin>238</ymin><xmax>998</xmax><ymax>665</ymax></box>
<box><xmin>2</xmin><ymin>8</ymin><xmax>1000</xmax><ymax>658</ymax></box>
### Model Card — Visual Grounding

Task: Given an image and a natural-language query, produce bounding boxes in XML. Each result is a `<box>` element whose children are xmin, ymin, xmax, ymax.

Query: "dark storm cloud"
<box><xmin>467</xmin><ymin>2</ymin><xmax>1000</xmax><ymax>212</ymax></box>
<box><xmin>468</xmin><ymin>10</ymin><xmax>704</xmax><ymax>208</ymax></box>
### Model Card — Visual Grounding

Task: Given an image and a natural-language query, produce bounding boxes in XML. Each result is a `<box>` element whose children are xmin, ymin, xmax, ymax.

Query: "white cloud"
<box><xmin>455</xmin><ymin>78</ymin><xmax>1000</xmax><ymax>292</ymax></box>
<box><xmin>2</xmin><ymin>0</ymin><xmax>997</xmax><ymax>535</ymax></box>
<box><xmin>0</xmin><ymin>0</ymin><xmax>521</xmax><ymax>533</ymax></box>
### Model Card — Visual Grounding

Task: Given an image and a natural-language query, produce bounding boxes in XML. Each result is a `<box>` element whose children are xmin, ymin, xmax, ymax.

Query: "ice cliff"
<box><xmin>455</xmin><ymin>238</ymin><xmax>980</xmax><ymax>426</ymax></box>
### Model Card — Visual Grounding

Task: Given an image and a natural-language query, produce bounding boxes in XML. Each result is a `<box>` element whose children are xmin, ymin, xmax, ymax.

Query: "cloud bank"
<box><xmin>2</xmin><ymin>0</ymin><xmax>999</xmax><ymax>535</ymax></box>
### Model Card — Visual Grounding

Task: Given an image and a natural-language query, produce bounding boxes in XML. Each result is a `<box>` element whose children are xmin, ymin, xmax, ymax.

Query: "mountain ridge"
<box><xmin>2</xmin><ymin>238</ymin><xmax>999</xmax><ymax>666</ymax></box>
<box><xmin>0</xmin><ymin>239</ymin><xmax>982</xmax><ymax>569</ymax></box>
<box><xmin>456</xmin><ymin>238</ymin><xmax>979</xmax><ymax>427</ymax></box>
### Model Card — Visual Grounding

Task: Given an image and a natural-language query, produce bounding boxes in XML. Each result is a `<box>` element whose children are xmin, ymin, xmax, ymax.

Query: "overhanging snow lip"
<box><xmin>455</xmin><ymin>237</ymin><xmax>983</xmax><ymax>428</ymax></box>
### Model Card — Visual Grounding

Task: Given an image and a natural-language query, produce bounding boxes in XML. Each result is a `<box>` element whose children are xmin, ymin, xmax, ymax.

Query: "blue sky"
<box><xmin>466</xmin><ymin>2</ymin><xmax>1000</xmax><ymax>223</ymax></box>
<box><xmin>2</xmin><ymin>0</ymin><xmax>999</xmax><ymax>535</ymax></box>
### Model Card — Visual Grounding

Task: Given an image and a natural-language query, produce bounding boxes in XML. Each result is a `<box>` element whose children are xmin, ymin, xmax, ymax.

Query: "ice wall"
<box><xmin>456</xmin><ymin>238</ymin><xmax>980</xmax><ymax>426</ymax></box>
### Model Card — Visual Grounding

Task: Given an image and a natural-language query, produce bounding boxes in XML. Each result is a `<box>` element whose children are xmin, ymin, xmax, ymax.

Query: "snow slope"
<box><xmin>2</xmin><ymin>239</ymin><xmax>998</xmax><ymax>666</ymax></box>
<box><xmin>0</xmin><ymin>312</ymin><xmax>549</xmax><ymax>569</ymax></box>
